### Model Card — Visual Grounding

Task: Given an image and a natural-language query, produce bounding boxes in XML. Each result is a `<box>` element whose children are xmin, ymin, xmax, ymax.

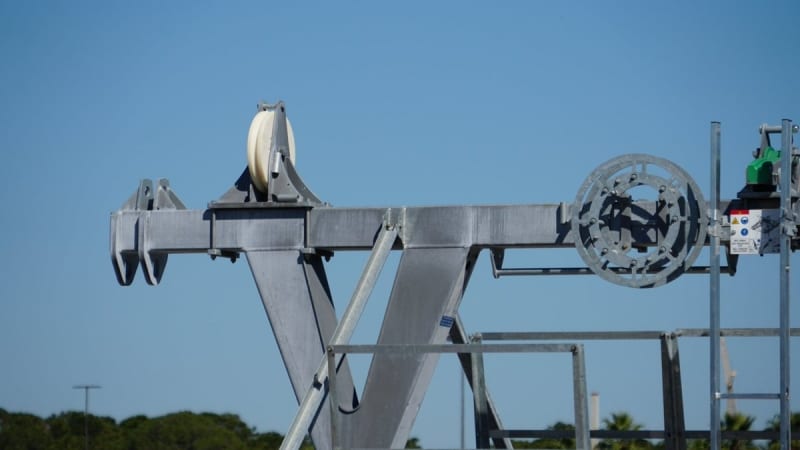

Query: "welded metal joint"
<box><xmin>489</xmin><ymin>248</ymin><xmax>504</xmax><ymax>279</ymax></box>
<box><xmin>301</xmin><ymin>247</ymin><xmax>334</xmax><ymax>262</ymax></box>
<box><xmin>381</xmin><ymin>208</ymin><xmax>401</xmax><ymax>234</ymax></box>
<box><xmin>208</xmin><ymin>210</ymin><xmax>240</xmax><ymax>263</ymax></box>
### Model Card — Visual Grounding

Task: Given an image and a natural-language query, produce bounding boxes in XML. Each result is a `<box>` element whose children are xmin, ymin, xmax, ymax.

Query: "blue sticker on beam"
<box><xmin>439</xmin><ymin>315</ymin><xmax>454</xmax><ymax>327</ymax></box>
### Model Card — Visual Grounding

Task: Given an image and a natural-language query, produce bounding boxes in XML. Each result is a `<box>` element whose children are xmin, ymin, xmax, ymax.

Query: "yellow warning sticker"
<box><xmin>732</xmin><ymin>217</ymin><xmax>739</xmax><ymax>225</ymax></box>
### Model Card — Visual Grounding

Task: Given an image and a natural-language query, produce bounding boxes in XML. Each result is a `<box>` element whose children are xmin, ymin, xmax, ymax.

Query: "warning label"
<box><xmin>729</xmin><ymin>209</ymin><xmax>781</xmax><ymax>255</ymax></box>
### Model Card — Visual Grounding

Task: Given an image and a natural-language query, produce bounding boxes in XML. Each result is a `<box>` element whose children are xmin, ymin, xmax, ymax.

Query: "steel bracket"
<box><xmin>111</xmin><ymin>178</ymin><xmax>185</xmax><ymax>286</ymax></box>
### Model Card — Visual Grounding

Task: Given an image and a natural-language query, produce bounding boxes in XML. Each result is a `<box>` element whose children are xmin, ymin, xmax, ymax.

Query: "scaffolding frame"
<box><xmin>326</xmin><ymin>327</ymin><xmax>799</xmax><ymax>450</ymax></box>
<box><xmin>709</xmin><ymin>121</ymin><xmax>795</xmax><ymax>450</ymax></box>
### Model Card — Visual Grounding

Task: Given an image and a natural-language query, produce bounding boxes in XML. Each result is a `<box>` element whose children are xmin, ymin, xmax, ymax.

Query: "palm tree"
<box><xmin>764</xmin><ymin>412</ymin><xmax>800</xmax><ymax>450</ymax></box>
<box><xmin>685</xmin><ymin>411</ymin><xmax>757</xmax><ymax>450</ymax></box>
<box><xmin>721</xmin><ymin>412</ymin><xmax>756</xmax><ymax>450</ymax></box>
<box><xmin>405</xmin><ymin>436</ymin><xmax>422</xmax><ymax>448</ymax></box>
<box><xmin>597</xmin><ymin>412</ymin><xmax>651</xmax><ymax>450</ymax></box>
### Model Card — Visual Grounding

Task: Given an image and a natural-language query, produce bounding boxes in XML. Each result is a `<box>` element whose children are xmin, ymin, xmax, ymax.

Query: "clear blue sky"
<box><xmin>1</xmin><ymin>1</ymin><xmax>799</xmax><ymax>447</ymax></box>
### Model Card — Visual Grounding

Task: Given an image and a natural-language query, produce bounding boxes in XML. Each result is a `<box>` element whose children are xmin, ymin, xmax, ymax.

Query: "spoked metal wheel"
<box><xmin>571</xmin><ymin>154</ymin><xmax>707</xmax><ymax>288</ymax></box>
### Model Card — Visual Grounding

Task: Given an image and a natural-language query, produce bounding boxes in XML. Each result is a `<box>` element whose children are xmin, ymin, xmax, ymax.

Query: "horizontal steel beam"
<box><xmin>720</xmin><ymin>393</ymin><xmax>780</xmax><ymax>400</ymax></box>
<box><xmin>480</xmin><ymin>329</ymin><xmax>800</xmax><ymax>340</ymax></box>
<box><xmin>112</xmin><ymin>200</ymin><xmax>747</xmax><ymax>259</ymax></box>
<box><xmin>676</xmin><ymin>328</ymin><xmax>800</xmax><ymax>337</ymax></box>
<box><xmin>330</xmin><ymin>343</ymin><xmax>580</xmax><ymax>355</ymax></box>
<box><xmin>480</xmin><ymin>331</ymin><xmax>666</xmax><ymax>340</ymax></box>
<box><xmin>490</xmin><ymin>429</ymin><xmax>783</xmax><ymax>440</ymax></box>
<box><xmin>492</xmin><ymin>266</ymin><xmax>733</xmax><ymax>277</ymax></box>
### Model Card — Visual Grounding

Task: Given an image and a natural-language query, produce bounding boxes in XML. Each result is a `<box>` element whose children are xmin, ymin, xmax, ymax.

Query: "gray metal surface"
<box><xmin>571</xmin><ymin>154</ymin><xmax>708</xmax><ymax>288</ymax></box>
<box><xmin>328</xmin><ymin>341</ymin><xmax>590</xmax><ymax>448</ymax></box>
<box><xmin>111</xmin><ymin>178</ymin><xmax>186</xmax><ymax>286</ymax></box>
<box><xmin>709</xmin><ymin>122</ymin><xmax>722</xmax><ymax>450</ymax></box>
<box><xmin>676</xmin><ymin>328</ymin><xmax>800</xmax><ymax>337</ymax></box>
<box><xmin>470</xmin><ymin>335</ymin><xmax>489</xmax><ymax>449</ymax></box>
<box><xmin>571</xmin><ymin>345</ymin><xmax>591</xmax><ymax>450</ymax></box>
<box><xmin>779</xmin><ymin>119</ymin><xmax>794</xmax><ymax>450</ymax></box>
<box><xmin>347</xmin><ymin>247</ymin><xmax>471</xmax><ymax>449</ymax></box>
<box><xmin>660</xmin><ymin>333</ymin><xmax>686</xmax><ymax>450</ymax></box>
<box><xmin>491</xmin><ymin>429</ymin><xmax>785</xmax><ymax>440</ymax></box>
<box><xmin>449</xmin><ymin>316</ymin><xmax>512</xmax><ymax>449</ymax></box>
<box><xmin>110</xmin><ymin>106</ymin><xmax>800</xmax><ymax>450</ymax></box>
<box><xmin>109</xmin><ymin>184</ymin><xmax>719</xmax><ymax>449</ymax></box>
<box><xmin>112</xmin><ymin>200</ymin><xmax>730</xmax><ymax>265</ymax></box>
<box><xmin>281</xmin><ymin>224</ymin><xmax>398</xmax><ymax>450</ymax></box>
<box><xmin>247</xmin><ymin>250</ymin><xmax>356</xmax><ymax>450</ymax></box>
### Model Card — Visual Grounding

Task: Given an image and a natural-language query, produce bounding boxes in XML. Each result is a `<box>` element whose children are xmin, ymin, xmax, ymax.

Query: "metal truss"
<box><xmin>110</xmin><ymin>103</ymin><xmax>798</xmax><ymax>450</ymax></box>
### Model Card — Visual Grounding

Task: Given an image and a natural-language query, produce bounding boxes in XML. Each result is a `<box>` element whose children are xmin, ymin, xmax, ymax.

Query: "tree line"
<box><xmin>1</xmin><ymin>408</ymin><xmax>798</xmax><ymax>449</ymax></box>
<box><xmin>0</xmin><ymin>409</ymin><xmax>307</xmax><ymax>450</ymax></box>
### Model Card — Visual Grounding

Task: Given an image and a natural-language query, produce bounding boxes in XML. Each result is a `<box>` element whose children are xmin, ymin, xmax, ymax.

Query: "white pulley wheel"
<box><xmin>246</xmin><ymin>110</ymin><xmax>296</xmax><ymax>194</ymax></box>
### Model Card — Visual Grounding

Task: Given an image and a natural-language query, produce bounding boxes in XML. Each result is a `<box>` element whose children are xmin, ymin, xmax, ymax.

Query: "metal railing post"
<box><xmin>471</xmin><ymin>334</ymin><xmax>490</xmax><ymax>449</ymax></box>
<box><xmin>778</xmin><ymin>119</ymin><xmax>793</xmax><ymax>450</ymax></box>
<box><xmin>709</xmin><ymin>121</ymin><xmax>722</xmax><ymax>450</ymax></box>
<box><xmin>572</xmin><ymin>344</ymin><xmax>591</xmax><ymax>450</ymax></box>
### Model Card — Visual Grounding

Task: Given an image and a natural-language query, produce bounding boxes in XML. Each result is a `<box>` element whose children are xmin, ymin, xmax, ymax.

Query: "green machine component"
<box><xmin>746</xmin><ymin>146</ymin><xmax>781</xmax><ymax>187</ymax></box>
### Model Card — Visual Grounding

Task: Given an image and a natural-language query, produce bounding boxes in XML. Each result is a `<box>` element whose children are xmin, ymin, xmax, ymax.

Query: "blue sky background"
<box><xmin>1</xmin><ymin>1</ymin><xmax>799</xmax><ymax>447</ymax></box>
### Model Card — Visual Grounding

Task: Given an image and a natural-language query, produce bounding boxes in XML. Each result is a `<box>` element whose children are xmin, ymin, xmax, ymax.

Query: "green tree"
<box><xmin>597</xmin><ymin>412</ymin><xmax>652</xmax><ymax>450</ymax></box>
<box><xmin>764</xmin><ymin>412</ymin><xmax>800</xmax><ymax>450</ymax></box>
<box><xmin>686</xmin><ymin>411</ymin><xmax>762</xmax><ymax>450</ymax></box>
<box><xmin>0</xmin><ymin>408</ymin><xmax>54</xmax><ymax>450</ymax></box>
<box><xmin>405</xmin><ymin>436</ymin><xmax>422</xmax><ymax>448</ymax></box>
<box><xmin>251</xmin><ymin>430</ymin><xmax>284</xmax><ymax>450</ymax></box>
<box><xmin>511</xmin><ymin>421</ymin><xmax>575</xmax><ymax>449</ymax></box>
<box><xmin>46</xmin><ymin>411</ymin><xmax>124</xmax><ymax>450</ymax></box>
<box><xmin>686</xmin><ymin>439</ymin><xmax>708</xmax><ymax>450</ymax></box>
<box><xmin>123</xmin><ymin>411</ymin><xmax>249</xmax><ymax>450</ymax></box>
<box><xmin>247</xmin><ymin>431</ymin><xmax>311</xmax><ymax>450</ymax></box>
<box><xmin>721</xmin><ymin>412</ymin><xmax>756</xmax><ymax>450</ymax></box>
<box><xmin>203</xmin><ymin>412</ymin><xmax>255</xmax><ymax>442</ymax></box>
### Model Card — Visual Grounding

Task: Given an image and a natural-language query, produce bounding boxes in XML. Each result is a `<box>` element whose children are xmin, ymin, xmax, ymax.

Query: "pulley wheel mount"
<box><xmin>571</xmin><ymin>154</ymin><xmax>707</xmax><ymax>288</ymax></box>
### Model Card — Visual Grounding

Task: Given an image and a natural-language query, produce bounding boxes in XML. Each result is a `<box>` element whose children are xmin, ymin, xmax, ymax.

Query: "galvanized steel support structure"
<box><xmin>709</xmin><ymin>122</ymin><xmax>722</xmax><ymax>450</ymax></box>
<box><xmin>110</xmin><ymin>107</ymin><xmax>798</xmax><ymax>450</ymax></box>
<box><xmin>708</xmin><ymin>121</ymin><xmax>796</xmax><ymax>450</ymax></box>
<box><xmin>475</xmin><ymin>329</ymin><xmax>798</xmax><ymax>448</ymax></box>
<box><xmin>779</xmin><ymin>119</ymin><xmax>793</xmax><ymax>450</ymax></box>
<box><xmin>326</xmin><ymin>341</ymin><xmax>590</xmax><ymax>450</ymax></box>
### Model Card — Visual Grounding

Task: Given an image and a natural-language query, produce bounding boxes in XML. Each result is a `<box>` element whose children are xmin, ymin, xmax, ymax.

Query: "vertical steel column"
<box><xmin>572</xmin><ymin>345</ymin><xmax>591</xmax><ymax>450</ymax></box>
<box><xmin>660</xmin><ymin>333</ymin><xmax>686</xmax><ymax>450</ymax></box>
<box><xmin>451</xmin><ymin>316</ymin><xmax>512</xmax><ymax>449</ymax></box>
<box><xmin>471</xmin><ymin>334</ymin><xmax>490</xmax><ymax>449</ymax></box>
<box><xmin>248</xmin><ymin>249</ymin><xmax>347</xmax><ymax>450</ymax></box>
<box><xmin>460</xmin><ymin>371</ymin><xmax>466</xmax><ymax>449</ymax></box>
<box><xmin>709</xmin><ymin>121</ymin><xmax>722</xmax><ymax>450</ymax></box>
<box><xmin>779</xmin><ymin>119</ymin><xmax>793</xmax><ymax>450</ymax></box>
<box><xmin>327</xmin><ymin>347</ymin><xmax>339</xmax><ymax>450</ymax></box>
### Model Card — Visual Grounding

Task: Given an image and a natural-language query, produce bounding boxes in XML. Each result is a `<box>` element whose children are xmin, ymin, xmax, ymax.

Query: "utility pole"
<box><xmin>73</xmin><ymin>385</ymin><xmax>101</xmax><ymax>450</ymax></box>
